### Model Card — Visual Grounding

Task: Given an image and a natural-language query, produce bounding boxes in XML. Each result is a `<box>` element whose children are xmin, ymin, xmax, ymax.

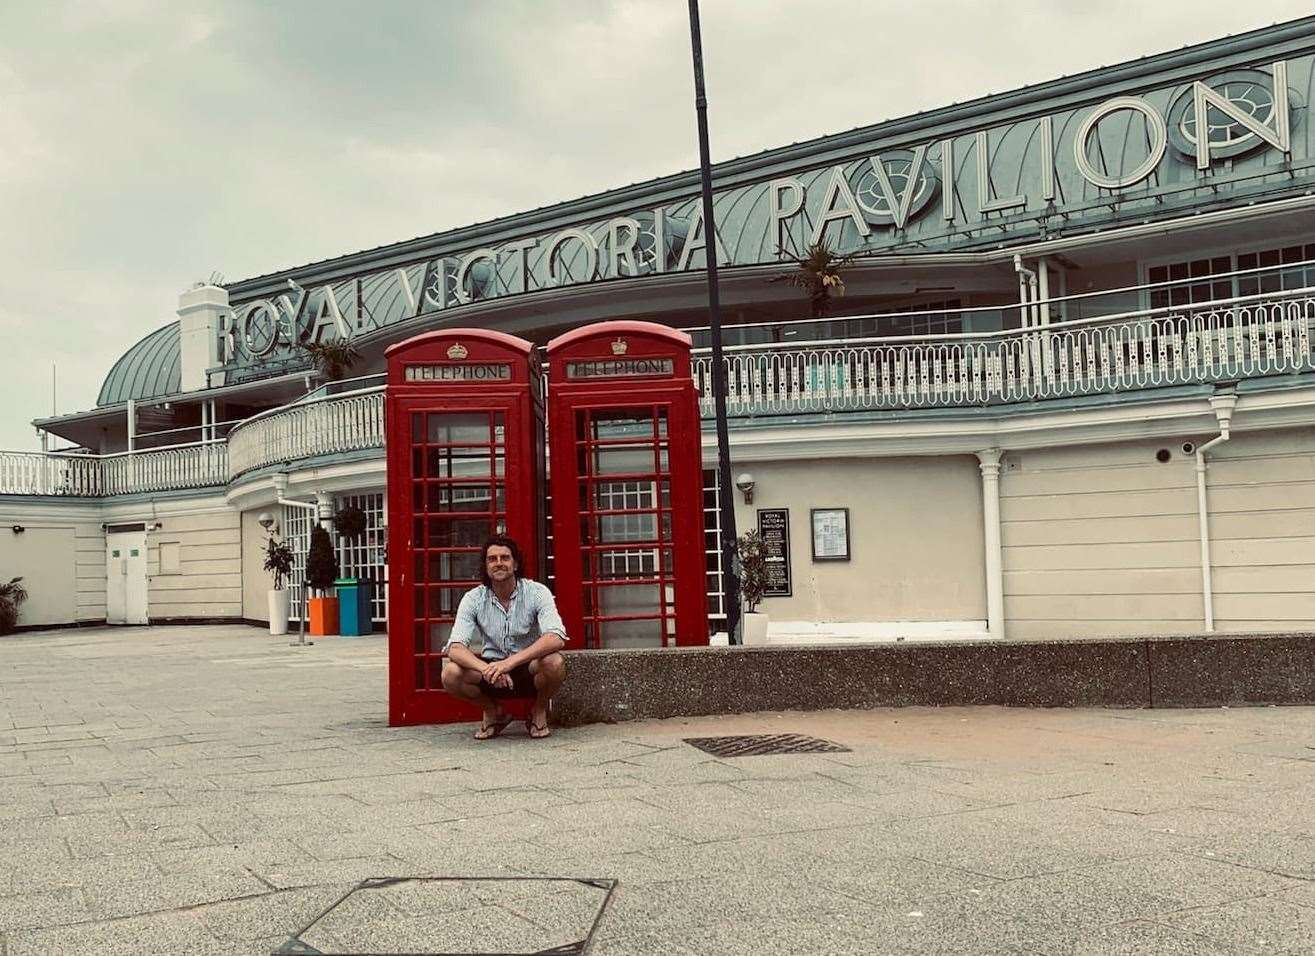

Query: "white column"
<box><xmin>1038</xmin><ymin>259</ymin><xmax>1051</xmax><ymax>327</ymax></box>
<box><xmin>976</xmin><ymin>448</ymin><xmax>1006</xmax><ymax>639</ymax></box>
<box><xmin>316</xmin><ymin>492</ymin><xmax>335</xmax><ymax>532</ymax></box>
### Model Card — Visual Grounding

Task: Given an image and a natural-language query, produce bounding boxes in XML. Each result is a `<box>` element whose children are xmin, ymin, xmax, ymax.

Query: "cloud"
<box><xmin>0</xmin><ymin>0</ymin><xmax>1311</xmax><ymax>449</ymax></box>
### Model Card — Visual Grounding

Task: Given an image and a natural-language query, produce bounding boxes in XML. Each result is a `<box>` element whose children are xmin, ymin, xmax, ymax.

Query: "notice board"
<box><xmin>756</xmin><ymin>508</ymin><xmax>792</xmax><ymax>598</ymax></box>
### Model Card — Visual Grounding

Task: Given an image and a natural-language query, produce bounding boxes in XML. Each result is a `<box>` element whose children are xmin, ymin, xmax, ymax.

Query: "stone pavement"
<box><xmin>1</xmin><ymin>624</ymin><xmax>1314</xmax><ymax>955</ymax></box>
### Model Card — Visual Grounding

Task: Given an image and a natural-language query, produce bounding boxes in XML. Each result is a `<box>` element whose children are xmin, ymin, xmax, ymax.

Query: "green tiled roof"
<box><xmin>97</xmin><ymin>321</ymin><xmax>180</xmax><ymax>407</ymax></box>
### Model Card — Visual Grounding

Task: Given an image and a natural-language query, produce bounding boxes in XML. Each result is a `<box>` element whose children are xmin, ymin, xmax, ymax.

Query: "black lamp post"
<box><xmin>687</xmin><ymin>0</ymin><xmax>741</xmax><ymax>643</ymax></box>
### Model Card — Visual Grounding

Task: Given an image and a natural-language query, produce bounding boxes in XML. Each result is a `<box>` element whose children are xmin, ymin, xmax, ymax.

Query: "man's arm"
<box><xmin>443</xmin><ymin>590</ymin><xmax>508</xmax><ymax>686</ymax></box>
<box><xmin>483</xmin><ymin>584</ymin><xmax>566</xmax><ymax>680</ymax></box>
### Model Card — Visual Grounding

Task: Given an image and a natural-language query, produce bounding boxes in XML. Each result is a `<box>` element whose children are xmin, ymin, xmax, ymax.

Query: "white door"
<box><xmin>106</xmin><ymin>530</ymin><xmax>148</xmax><ymax>625</ymax></box>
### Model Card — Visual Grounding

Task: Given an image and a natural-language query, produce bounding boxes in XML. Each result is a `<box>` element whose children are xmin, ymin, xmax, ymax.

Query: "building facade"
<box><xmin>4</xmin><ymin>18</ymin><xmax>1315</xmax><ymax>641</ymax></box>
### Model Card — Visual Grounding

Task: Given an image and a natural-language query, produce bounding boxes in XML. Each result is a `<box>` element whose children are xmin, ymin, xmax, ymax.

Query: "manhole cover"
<box><xmin>682</xmin><ymin>734</ymin><xmax>850</xmax><ymax>757</ymax></box>
<box><xmin>273</xmin><ymin>876</ymin><xmax>615</xmax><ymax>955</ymax></box>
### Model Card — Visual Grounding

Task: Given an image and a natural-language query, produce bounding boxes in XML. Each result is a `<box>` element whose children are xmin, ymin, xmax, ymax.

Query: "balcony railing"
<box><xmin>227</xmin><ymin>387</ymin><xmax>385</xmax><ymax>480</ymax></box>
<box><xmin>0</xmin><ymin>441</ymin><xmax>227</xmax><ymax>497</ymax></box>
<box><xmin>6</xmin><ymin>287</ymin><xmax>1315</xmax><ymax>497</ymax></box>
<box><xmin>692</xmin><ymin>288</ymin><xmax>1315</xmax><ymax>417</ymax></box>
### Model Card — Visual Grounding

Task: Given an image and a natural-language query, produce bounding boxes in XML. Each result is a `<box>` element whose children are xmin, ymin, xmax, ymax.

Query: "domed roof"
<box><xmin>97</xmin><ymin>321</ymin><xmax>181</xmax><ymax>407</ymax></box>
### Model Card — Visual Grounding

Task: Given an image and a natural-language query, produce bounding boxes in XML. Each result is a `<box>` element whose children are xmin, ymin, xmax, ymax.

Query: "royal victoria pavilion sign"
<box><xmin>225</xmin><ymin>53</ymin><xmax>1312</xmax><ymax>374</ymax></box>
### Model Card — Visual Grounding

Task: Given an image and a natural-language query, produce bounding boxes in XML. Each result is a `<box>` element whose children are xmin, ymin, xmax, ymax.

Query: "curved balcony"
<box><xmin>693</xmin><ymin>288</ymin><xmax>1315</xmax><ymax>417</ymax></box>
<box><xmin>0</xmin><ymin>441</ymin><xmax>227</xmax><ymax>497</ymax></box>
<box><xmin>227</xmin><ymin>387</ymin><xmax>385</xmax><ymax>481</ymax></box>
<box><xmin>6</xmin><ymin>287</ymin><xmax>1314</xmax><ymax>498</ymax></box>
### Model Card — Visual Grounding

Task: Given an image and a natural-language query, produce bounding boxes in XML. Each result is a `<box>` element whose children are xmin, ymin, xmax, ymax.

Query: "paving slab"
<box><xmin>2</xmin><ymin>623</ymin><xmax>1315</xmax><ymax>955</ymax></box>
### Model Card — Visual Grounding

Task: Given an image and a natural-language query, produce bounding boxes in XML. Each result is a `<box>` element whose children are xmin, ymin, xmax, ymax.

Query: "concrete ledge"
<box><xmin>552</xmin><ymin>632</ymin><xmax>1315</xmax><ymax>725</ymax></box>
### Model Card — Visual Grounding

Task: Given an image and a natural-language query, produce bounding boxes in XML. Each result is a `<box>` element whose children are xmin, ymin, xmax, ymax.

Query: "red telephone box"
<box><xmin>547</xmin><ymin>321</ymin><xmax>709</xmax><ymax>650</ymax></box>
<box><xmin>384</xmin><ymin>329</ymin><xmax>545</xmax><ymax>726</ymax></box>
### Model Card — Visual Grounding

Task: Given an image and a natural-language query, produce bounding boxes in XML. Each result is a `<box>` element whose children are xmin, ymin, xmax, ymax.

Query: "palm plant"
<box><xmin>262</xmin><ymin>538</ymin><xmax>294</xmax><ymax>592</ymax></box>
<box><xmin>0</xmin><ymin>577</ymin><xmax>28</xmax><ymax>635</ymax></box>
<box><xmin>773</xmin><ymin>240</ymin><xmax>857</xmax><ymax>318</ymax></box>
<box><xmin>301</xmin><ymin>339</ymin><xmax>361</xmax><ymax>381</ymax></box>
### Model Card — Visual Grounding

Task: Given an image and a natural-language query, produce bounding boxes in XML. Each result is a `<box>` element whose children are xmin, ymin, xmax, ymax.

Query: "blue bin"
<box><xmin>335</xmin><ymin>577</ymin><xmax>374</xmax><ymax>636</ymax></box>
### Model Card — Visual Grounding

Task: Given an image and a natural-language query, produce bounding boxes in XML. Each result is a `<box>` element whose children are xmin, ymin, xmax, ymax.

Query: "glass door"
<box><xmin>574</xmin><ymin>406</ymin><xmax>675</xmax><ymax>649</ymax></box>
<box><xmin>407</xmin><ymin>408</ymin><xmax>508</xmax><ymax>691</ymax></box>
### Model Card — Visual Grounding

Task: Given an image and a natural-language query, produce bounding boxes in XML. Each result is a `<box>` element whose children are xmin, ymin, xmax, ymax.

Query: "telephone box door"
<box><xmin>385</xmin><ymin>329</ymin><xmax>543</xmax><ymax>727</ymax></box>
<box><xmin>547</xmin><ymin>321</ymin><xmax>709</xmax><ymax>651</ymax></box>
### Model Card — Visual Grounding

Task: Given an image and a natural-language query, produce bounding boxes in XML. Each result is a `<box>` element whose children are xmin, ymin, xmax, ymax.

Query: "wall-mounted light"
<box><xmin>150</xmin><ymin>521</ymin><xmax>163</xmax><ymax>531</ymax></box>
<box><xmin>10</xmin><ymin>525</ymin><xmax>24</xmax><ymax>534</ymax></box>
<box><xmin>257</xmin><ymin>511</ymin><xmax>278</xmax><ymax>534</ymax></box>
<box><xmin>735</xmin><ymin>472</ymin><xmax>755</xmax><ymax>505</ymax></box>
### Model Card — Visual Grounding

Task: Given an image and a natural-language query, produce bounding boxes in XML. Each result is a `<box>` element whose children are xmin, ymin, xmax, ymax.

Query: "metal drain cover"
<box><xmin>683</xmin><ymin>733</ymin><xmax>850</xmax><ymax>757</ymax></box>
<box><xmin>273</xmin><ymin>876</ymin><xmax>615</xmax><ymax>955</ymax></box>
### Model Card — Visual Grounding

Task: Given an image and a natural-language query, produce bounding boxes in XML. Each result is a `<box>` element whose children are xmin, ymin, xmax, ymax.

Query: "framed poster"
<box><xmin>756</xmin><ymin>508</ymin><xmax>791</xmax><ymax>598</ymax></box>
<box><xmin>810</xmin><ymin>508</ymin><xmax>850</xmax><ymax>561</ymax></box>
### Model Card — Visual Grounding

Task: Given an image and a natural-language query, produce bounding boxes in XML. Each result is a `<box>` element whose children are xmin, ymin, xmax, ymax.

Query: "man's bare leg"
<box><xmin>440</xmin><ymin>661</ymin><xmax>508</xmax><ymax>736</ymax></box>
<box><xmin>527</xmin><ymin>653</ymin><xmax>566</xmax><ymax>737</ymax></box>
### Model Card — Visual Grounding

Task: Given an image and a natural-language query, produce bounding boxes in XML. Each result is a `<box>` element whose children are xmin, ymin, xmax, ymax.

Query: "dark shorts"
<box><xmin>480</xmin><ymin>661</ymin><xmax>537</xmax><ymax>699</ymax></box>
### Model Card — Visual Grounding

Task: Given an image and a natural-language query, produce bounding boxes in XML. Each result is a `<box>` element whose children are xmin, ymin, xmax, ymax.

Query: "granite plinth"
<box><xmin>551</xmin><ymin>632</ymin><xmax>1315</xmax><ymax>725</ymax></box>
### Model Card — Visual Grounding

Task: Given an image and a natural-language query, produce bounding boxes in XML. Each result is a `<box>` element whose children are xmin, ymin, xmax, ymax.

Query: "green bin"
<box><xmin>335</xmin><ymin>577</ymin><xmax>374</xmax><ymax>636</ymax></box>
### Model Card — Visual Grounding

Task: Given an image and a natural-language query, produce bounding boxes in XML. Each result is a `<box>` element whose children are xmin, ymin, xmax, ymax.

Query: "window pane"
<box><xmin>427</xmin><ymin>412</ymin><xmax>490</xmax><ymax>444</ymax></box>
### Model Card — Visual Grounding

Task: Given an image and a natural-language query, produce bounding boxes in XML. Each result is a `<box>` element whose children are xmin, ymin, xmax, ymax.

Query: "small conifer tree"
<box><xmin>305</xmin><ymin>525</ymin><xmax>339</xmax><ymax>597</ymax></box>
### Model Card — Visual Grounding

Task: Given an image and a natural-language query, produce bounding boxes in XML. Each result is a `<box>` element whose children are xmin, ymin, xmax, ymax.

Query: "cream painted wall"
<box><xmin>1001</xmin><ymin>439</ymin><xmax>1202</xmax><ymax>638</ymax></box>
<box><xmin>1203</xmin><ymin>429</ymin><xmax>1315</xmax><ymax>631</ymax></box>
<box><xmin>732</xmin><ymin>456</ymin><xmax>986</xmax><ymax>623</ymax></box>
<box><xmin>0</xmin><ymin>500</ymin><xmax>103</xmax><ymax>627</ymax></box>
<box><xmin>144</xmin><ymin>507</ymin><xmax>241</xmax><ymax>619</ymax></box>
<box><xmin>241</xmin><ymin>509</ymin><xmax>275</xmax><ymax>623</ymax></box>
<box><xmin>75</xmin><ymin>522</ymin><xmax>106</xmax><ymax>623</ymax></box>
<box><xmin>1000</xmin><ymin>428</ymin><xmax>1315</xmax><ymax>637</ymax></box>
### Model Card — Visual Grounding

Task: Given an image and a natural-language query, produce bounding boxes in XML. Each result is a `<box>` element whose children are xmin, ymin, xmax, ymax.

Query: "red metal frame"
<box><xmin>384</xmin><ymin>330</ymin><xmax>543</xmax><ymax>726</ymax></box>
<box><xmin>547</xmin><ymin>322</ymin><xmax>709</xmax><ymax>650</ymax></box>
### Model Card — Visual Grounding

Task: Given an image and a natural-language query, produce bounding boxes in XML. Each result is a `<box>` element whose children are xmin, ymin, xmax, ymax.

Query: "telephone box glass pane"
<box><xmin>427</xmin><ymin>412</ymin><xmax>494</xmax><ymax>444</ymax></box>
<box><xmin>426</xmin><ymin>447</ymin><xmax>493</xmax><ymax>479</ymax></box>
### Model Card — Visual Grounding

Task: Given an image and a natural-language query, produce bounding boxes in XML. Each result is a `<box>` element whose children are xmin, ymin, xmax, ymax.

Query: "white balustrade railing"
<box><xmin>99</xmin><ymin>442</ymin><xmax>229</xmax><ymax>496</ymax></box>
<box><xmin>7</xmin><ymin>289</ymin><xmax>1315</xmax><ymax>497</ymax></box>
<box><xmin>227</xmin><ymin>387</ymin><xmax>385</xmax><ymax>480</ymax></box>
<box><xmin>693</xmin><ymin>289</ymin><xmax>1315</xmax><ymax>417</ymax></box>
<box><xmin>0</xmin><ymin>442</ymin><xmax>227</xmax><ymax>497</ymax></box>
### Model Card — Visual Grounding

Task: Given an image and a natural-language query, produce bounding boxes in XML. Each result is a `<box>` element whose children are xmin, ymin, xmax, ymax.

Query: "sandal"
<box><xmin>474</xmin><ymin>714</ymin><xmax>512</xmax><ymax>740</ymax></box>
<box><xmin>527</xmin><ymin>720</ymin><xmax>552</xmax><ymax>740</ymax></box>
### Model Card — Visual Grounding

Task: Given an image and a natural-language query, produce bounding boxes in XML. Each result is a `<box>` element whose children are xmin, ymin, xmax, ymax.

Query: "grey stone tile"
<box><xmin>6</xmin><ymin>911</ymin><xmax>222</xmax><ymax>956</ymax></box>
<box><xmin>1069</xmin><ymin>920</ymin><xmax>1240</xmax><ymax>955</ymax></box>
<box><xmin>191</xmin><ymin>885</ymin><xmax>350</xmax><ymax>942</ymax></box>
<box><xmin>1071</xmin><ymin>852</ymin><xmax>1306</xmax><ymax>908</ymax></box>
<box><xmin>1158</xmin><ymin>896</ymin><xmax>1315</xmax><ymax>954</ymax></box>
<box><xmin>0</xmin><ymin>888</ymin><xmax>90</xmax><ymax>932</ymax></box>
<box><xmin>82</xmin><ymin>869</ymin><xmax>271</xmax><ymax>920</ymax></box>
<box><xmin>302</xmin><ymin>889</ymin><xmax>551</xmax><ymax>954</ymax></box>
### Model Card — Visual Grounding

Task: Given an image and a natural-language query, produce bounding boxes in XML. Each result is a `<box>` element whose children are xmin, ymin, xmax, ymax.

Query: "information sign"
<box><xmin>757</xmin><ymin>508</ymin><xmax>792</xmax><ymax>598</ymax></box>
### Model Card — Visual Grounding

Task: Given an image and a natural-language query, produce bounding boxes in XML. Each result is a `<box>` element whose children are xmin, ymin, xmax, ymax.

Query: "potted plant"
<box><xmin>262</xmin><ymin>537</ymin><xmax>294</xmax><ymax>636</ymax></box>
<box><xmin>300</xmin><ymin>339</ymin><xmax>361</xmax><ymax>381</ymax></box>
<box><xmin>304</xmin><ymin>524</ymin><xmax>340</xmax><ymax>636</ymax></box>
<box><xmin>737</xmin><ymin>530</ymin><xmax>770</xmax><ymax>646</ymax></box>
<box><xmin>0</xmin><ymin>577</ymin><xmax>28</xmax><ymax>635</ymax></box>
<box><xmin>773</xmin><ymin>240</ymin><xmax>856</xmax><ymax>318</ymax></box>
<box><xmin>334</xmin><ymin>504</ymin><xmax>367</xmax><ymax>541</ymax></box>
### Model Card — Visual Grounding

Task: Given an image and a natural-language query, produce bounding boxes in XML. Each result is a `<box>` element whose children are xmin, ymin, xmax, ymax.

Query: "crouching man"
<box><xmin>440</xmin><ymin>535</ymin><xmax>567</xmax><ymax>740</ymax></box>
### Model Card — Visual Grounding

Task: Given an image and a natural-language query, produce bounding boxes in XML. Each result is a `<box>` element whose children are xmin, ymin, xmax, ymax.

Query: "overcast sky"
<box><xmin>1</xmin><ymin>0</ymin><xmax>1311</xmax><ymax>450</ymax></box>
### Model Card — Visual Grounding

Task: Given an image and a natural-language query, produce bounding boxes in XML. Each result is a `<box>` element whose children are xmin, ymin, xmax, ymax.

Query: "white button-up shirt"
<box><xmin>445</xmin><ymin>578</ymin><xmax>566</xmax><ymax>661</ymax></box>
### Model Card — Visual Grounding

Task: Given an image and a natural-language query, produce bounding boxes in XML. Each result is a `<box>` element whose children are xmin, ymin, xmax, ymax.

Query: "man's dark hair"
<box><xmin>480</xmin><ymin>535</ymin><xmax>524</xmax><ymax>587</ymax></box>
